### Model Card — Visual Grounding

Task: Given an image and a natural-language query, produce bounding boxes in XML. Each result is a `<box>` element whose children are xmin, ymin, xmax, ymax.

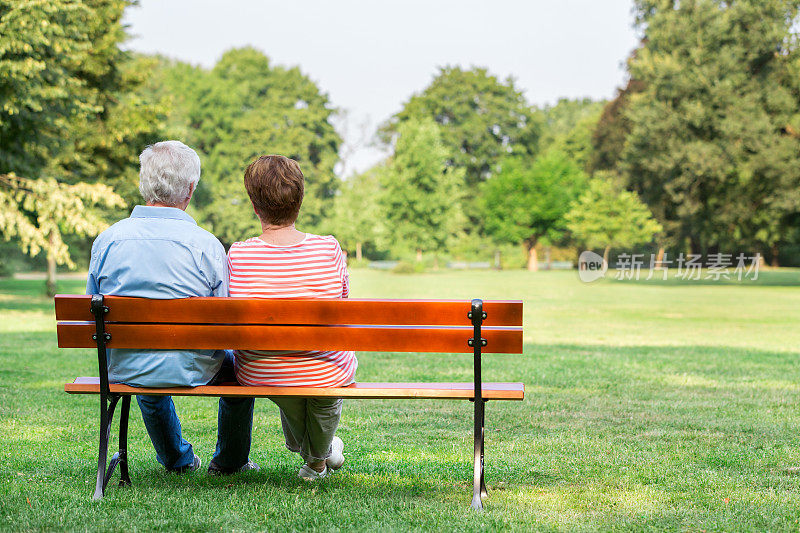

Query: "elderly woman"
<box><xmin>228</xmin><ymin>155</ymin><xmax>356</xmax><ymax>480</ymax></box>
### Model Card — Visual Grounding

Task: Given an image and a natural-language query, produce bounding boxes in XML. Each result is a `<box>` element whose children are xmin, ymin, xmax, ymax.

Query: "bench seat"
<box><xmin>66</xmin><ymin>377</ymin><xmax>525</xmax><ymax>400</ymax></box>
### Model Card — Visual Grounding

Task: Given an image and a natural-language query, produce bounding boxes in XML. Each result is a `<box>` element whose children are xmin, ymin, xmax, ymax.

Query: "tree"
<box><xmin>0</xmin><ymin>1</ymin><xmax>152</xmax><ymax>187</ymax></box>
<box><xmin>565</xmin><ymin>174</ymin><xmax>663</xmax><ymax>263</ymax></box>
<box><xmin>0</xmin><ymin>0</ymin><xmax>98</xmax><ymax>177</ymax></box>
<box><xmin>590</xmin><ymin>78</ymin><xmax>646</xmax><ymax>173</ymax></box>
<box><xmin>481</xmin><ymin>150</ymin><xmax>587</xmax><ymax>271</ymax></box>
<box><xmin>158</xmin><ymin>48</ymin><xmax>342</xmax><ymax>244</ymax></box>
<box><xmin>329</xmin><ymin>167</ymin><xmax>384</xmax><ymax>261</ymax></box>
<box><xmin>0</xmin><ymin>174</ymin><xmax>124</xmax><ymax>295</ymax></box>
<box><xmin>386</xmin><ymin>66</ymin><xmax>541</xmax><ymax>188</ymax></box>
<box><xmin>550</xmin><ymin>112</ymin><xmax>604</xmax><ymax>173</ymax></box>
<box><xmin>0</xmin><ymin>0</ymin><xmax>142</xmax><ymax>292</ymax></box>
<box><xmin>537</xmin><ymin>99</ymin><xmax>605</xmax><ymax>173</ymax></box>
<box><xmin>50</xmin><ymin>52</ymin><xmax>170</xmax><ymax>206</ymax></box>
<box><xmin>380</xmin><ymin>118</ymin><xmax>464</xmax><ymax>262</ymax></box>
<box><xmin>622</xmin><ymin>0</ymin><xmax>800</xmax><ymax>256</ymax></box>
<box><xmin>539</xmin><ymin>99</ymin><xmax>604</xmax><ymax>151</ymax></box>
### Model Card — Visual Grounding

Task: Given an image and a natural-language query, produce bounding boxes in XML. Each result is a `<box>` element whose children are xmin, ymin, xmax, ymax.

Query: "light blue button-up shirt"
<box><xmin>86</xmin><ymin>205</ymin><xmax>229</xmax><ymax>387</ymax></box>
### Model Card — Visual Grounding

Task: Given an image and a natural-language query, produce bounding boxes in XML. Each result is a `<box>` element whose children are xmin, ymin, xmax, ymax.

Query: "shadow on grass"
<box><xmin>45</xmin><ymin>460</ymin><xmax>534</xmax><ymax>508</ymax></box>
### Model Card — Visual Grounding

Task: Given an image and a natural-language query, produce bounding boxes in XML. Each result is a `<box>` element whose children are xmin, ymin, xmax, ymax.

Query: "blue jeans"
<box><xmin>136</xmin><ymin>351</ymin><xmax>254</xmax><ymax>471</ymax></box>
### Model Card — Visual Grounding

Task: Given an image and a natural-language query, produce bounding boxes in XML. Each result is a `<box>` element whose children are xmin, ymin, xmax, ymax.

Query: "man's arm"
<box><xmin>210</xmin><ymin>243</ymin><xmax>229</xmax><ymax>297</ymax></box>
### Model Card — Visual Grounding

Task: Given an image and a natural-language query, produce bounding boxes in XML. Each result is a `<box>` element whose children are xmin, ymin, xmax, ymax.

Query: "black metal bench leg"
<box><xmin>469</xmin><ymin>298</ymin><xmax>487</xmax><ymax>511</ymax></box>
<box><xmin>93</xmin><ymin>394</ymin><xmax>120</xmax><ymax>500</ymax></box>
<box><xmin>470</xmin><ymin>396</ymin><xmax>485</xmax><ymax>511</ymax></box>
<box><xmin>102</xmin><ymin>396</ymin><xmax>132</xmax><ymax>491</ymax></box>
<box><xmin>117</xmin><ymin>395</ymin><xmax>131</xmax><ymax>486</ymax></box>
<box><xmin>480</xmin><ymin>401</ymin><xmax>488</xmax><ymax>499</ymax></box>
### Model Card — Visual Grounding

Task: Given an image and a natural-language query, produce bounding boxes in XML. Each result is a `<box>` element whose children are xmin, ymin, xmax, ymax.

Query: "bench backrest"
<box><xmin>55</xmin><ymin>296</ymin><xmax>523</xmax><ymax>354</ymax></box>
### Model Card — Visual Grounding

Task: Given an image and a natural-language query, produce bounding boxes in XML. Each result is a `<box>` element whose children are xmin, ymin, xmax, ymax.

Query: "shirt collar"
<box><xmin>130</xmin><ymin>205</ymin><xmax>197</xmax><ymax>225</ymax></box>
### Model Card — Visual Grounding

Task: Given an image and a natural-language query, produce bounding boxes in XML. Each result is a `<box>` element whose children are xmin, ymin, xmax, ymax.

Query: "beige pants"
<box><xmin>269</xmin><ymin>396</ymin><xmax>343</xmax><ymax>462</ymax></box>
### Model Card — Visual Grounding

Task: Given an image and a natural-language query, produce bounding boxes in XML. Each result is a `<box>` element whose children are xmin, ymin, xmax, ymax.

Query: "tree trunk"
<box><xmin>416</xmin><ymin>249</ymin><xmax>422</xmax><ymax>262</ymax></box>
<box><xmin>526</xmin><ymin>241</ymin><xmax>538</xmax><ymax>271</ymax></box>
<box><xmin>689</xmin><ymin>235</ymin><xmax>701</xmax><ymax>256</ymax></box>
<box><xmin>46</xmin><ymin>232</ymin><xmax>57</xmax><ymax>297</ymax></box>
<box><xmin>433</xmin><ymin>256</ymin><xmax>439</xmax><ymax>270</ymax></box>
<box><xmin>771</xmin><ymin>243</ymin><xmax>779</xmax><ymax>267</ymax></box>
<box><xmin>355</xmin><ymin>242</ymin><xmax>363</xmax><ymax>262</ymax></box>
<box><xmin>544</xmin><ymin>246</ymin><xmax>552</xmax><ymax>270</ymax></box>
<box><xmin>655</xmin><ymin>247</ymin><xmax>665</xmax><ymax>267</ymax></box>
<box><xmin>494</xmin><ymin>250</ymin><xmax>502</xmax><ymax>270</ymax></box>
<box><xmin>603</xmin><ymin>246</ymin><xmax>611</xmax><ymax>266</ymax></box>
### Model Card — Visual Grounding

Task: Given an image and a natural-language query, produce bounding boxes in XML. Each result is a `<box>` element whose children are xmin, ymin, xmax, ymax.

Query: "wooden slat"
<box><xmin>64</xmin><ymin>377</ymin><xmax>525</xmax><ymax>400</ymax></box>
<box><xmin>56</xmin><ymin>323</ymin><xmax>523</xmax><ymax>353</ymax></box>
<box><xmin>54</xmin><ymin>295</ymin><xmax>522</xmax><ymax>326</ymax></box>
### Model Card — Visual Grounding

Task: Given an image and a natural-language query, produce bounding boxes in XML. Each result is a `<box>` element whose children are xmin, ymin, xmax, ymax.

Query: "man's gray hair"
<box><xmin>138</xmin><ymin>141</ymin><xmax>201</xmax><ymax>206</ymax></box>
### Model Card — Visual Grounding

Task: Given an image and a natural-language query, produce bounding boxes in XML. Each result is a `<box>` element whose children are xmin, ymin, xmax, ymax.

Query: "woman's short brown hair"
<box><xmin>243</xmin><ymin>155</ymin><xmax>304</xmax><ymax>225</ymax></box>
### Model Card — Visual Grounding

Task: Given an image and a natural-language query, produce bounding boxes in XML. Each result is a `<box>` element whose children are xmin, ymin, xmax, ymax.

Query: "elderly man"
<box><xmin>86</xmin><ymin>140</ymin><xmax>257</xmax><ymax>475</ymax></box>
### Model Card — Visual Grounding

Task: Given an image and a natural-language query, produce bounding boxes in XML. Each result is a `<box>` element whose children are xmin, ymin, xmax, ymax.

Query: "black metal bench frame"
<box><xmin>83</xmin><ymin>295</ymin><xmax>499</xmax><ymax>510</ymax></box>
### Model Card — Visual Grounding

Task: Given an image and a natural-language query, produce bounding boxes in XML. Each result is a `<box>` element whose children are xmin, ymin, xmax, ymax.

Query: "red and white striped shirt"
<box><xmin>228</xmin><ymin>234</ymin><xmax>357</xmax><ymax>387</ymax></box>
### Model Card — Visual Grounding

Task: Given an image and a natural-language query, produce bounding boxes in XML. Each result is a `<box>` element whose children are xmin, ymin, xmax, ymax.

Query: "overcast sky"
<box><xmin>123</xmin><ymin>0</ymin><xmax>640</xmax><ymax>176</ymax></box>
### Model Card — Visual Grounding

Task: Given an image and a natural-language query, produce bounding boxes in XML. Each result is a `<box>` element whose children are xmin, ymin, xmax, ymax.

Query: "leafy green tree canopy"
<box><xmin>536</xmin><ymin>98</ymin><xmax>606</xmax><ymax>173</ymax></box>
<box><xmin>159</xmin><ymin>47</ymin><xmax>342</xmax><ymax>244</ymax></box>
<box><xmin>328</xmin><ymin>166</ymin><xmax>384</xmax><ymax>261</ymax></box>
<box><xmin>0</xmin><ymin>0</ymin><xmax>148</xmax><ymax>292</ymax></box>
<box><xmin>481</xmin><ymin>150</ymin><xmax>587</xmax><ymax>270</ymax></box>
<box><xmin>590</xmin><ymin>79</ymin><xmax>645</xmax><ymax>173</ymax></box>
<box><xmin>0</xmin><ymin>173</ymin><xmax>124</xmax><ymax>294</ymax></box>
<box><xmin>386</xmin><ymin>66</ymin><xmax>541</xmax><ymax>188</ymax></box>
<box><xmin>380</xmin><ymin>118</ymin><xmax>465</xmax><ymax>260</ymax></box>
<box><xmin>0</xmin><ymin>0</ymin><xmax>107</xmax><ymax>176</ymax></box>
<box><xmin>50</xmin><ymin>52</ymin><xmax>169</xmax><ymax>206</ymax></box>
<box><xmin>547</xmin><ymin>111</ymin><xmax>604</xmax><ymax>173</ymax></box>
<box><xmin>565</xmin><ymin>173</ymin><xmax>663</xmax><ymax>262</ymax></box>
<box><xmin>623</xmin><ymin>0</ymin><xmax>800</xmax><ymax>254</ymax></box>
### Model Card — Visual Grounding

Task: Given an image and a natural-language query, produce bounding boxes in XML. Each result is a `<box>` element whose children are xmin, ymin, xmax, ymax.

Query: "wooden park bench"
<box><xmin>55</xmin><ymin>295</ymin><xmax>524</xmax><ymax>509</ymax></box>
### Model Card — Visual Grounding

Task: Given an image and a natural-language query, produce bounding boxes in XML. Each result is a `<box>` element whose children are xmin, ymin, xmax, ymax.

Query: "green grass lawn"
<box><xmin>3</xmin><ymin>269</ymin><xmax>800</xmax><ymax>531</ymax></box>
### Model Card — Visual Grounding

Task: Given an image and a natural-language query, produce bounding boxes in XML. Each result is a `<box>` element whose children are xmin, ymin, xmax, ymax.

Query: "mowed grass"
<box><xmin>3</xmin><ymin>269</ymin><xmax>800</xmax><ymax>531</ymax></box>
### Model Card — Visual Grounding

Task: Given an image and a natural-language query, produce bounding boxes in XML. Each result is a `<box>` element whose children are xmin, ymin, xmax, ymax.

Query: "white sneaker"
<box><xmin>326</xmin><ymin>436</ymin><xmax>345</xmax><ymax>470</ymax></box>
<box><xmin>298</xmin><ymin>464</ymin><xmax>329</xmax><ymax>481</ymax></box>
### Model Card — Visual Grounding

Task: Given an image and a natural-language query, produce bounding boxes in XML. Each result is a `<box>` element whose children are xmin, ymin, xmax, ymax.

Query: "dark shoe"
<box><xmin>208</xmin><ymin>458</ymin><xmax>260</xmax><ymax>476</ymax></box>
<box><xmin>168</xmin><ymin>454</ymin><xmax>201</xmax><ymax>474</ymax></box>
